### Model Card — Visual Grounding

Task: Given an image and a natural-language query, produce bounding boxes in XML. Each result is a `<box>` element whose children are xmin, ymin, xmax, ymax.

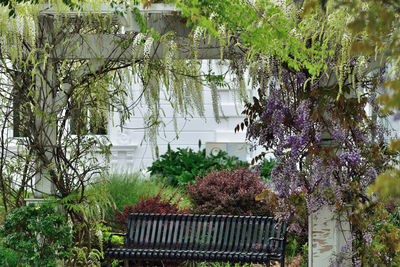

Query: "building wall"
<box><xmin>109</xmin><ymin>86</ymin><xmax>250</xmax><ymax>172</ymax></box>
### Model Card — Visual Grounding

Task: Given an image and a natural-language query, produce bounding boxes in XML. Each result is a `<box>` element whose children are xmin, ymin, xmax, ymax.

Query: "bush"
<box><xmin>112</xmin><ymin>190</ymin><xmax>189</xmax><ymax>230</ymax></box>
<box><xmin>258</xmin><ymin>157</ymin><xmax>277</xmax><ymax>181</ymax></box>
<box><xmin>0</xmin><ymin>203</ymin><xmax>72</xmax><ymax>267</ymax></box>
<box><xmin>0</xmin><ymin>246</ymin><xmax>18</xmax><ymax>267</ymax></box>
<box><xmin>148</xmin><ymin>143</ymin><xmax>249</xmax><ymax>187</ymax></box>
<box><xmin>94</xmin><ymin>172</ymin><xmax>170</xmax><ymax>219</ymax></box>
<box><xmin>187</xmin><ymin>167</ymin><xmax>270</xmax><ymax>216</ymax></box>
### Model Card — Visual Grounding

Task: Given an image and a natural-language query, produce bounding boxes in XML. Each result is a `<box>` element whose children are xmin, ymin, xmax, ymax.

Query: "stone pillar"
<box><xmin>33</xmin><ymin>16</ymin><xmax>58</xmax><ymax>198</ymax></box>
<box><xmin>308</xmin><ymin>206</ymin><xmax>351</xmax><ymax>266</ymax></box>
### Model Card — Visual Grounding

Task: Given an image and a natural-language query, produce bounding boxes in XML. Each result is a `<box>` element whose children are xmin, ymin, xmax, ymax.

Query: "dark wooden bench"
<box><xmin>105</xmin><ymin>213</ymin><xmax>288</xmax><ymax>267</ymax></box>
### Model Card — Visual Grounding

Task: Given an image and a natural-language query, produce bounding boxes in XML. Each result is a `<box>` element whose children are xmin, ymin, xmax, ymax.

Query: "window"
<box><xmin>12</xmin><ymin>86</ymin><xmax>31</xmax><ymax>138</ymax></box>
<box><xmin>70</xmin><ymin>96</ymin><xmax>108</xmax><ymax>135</ymax></box>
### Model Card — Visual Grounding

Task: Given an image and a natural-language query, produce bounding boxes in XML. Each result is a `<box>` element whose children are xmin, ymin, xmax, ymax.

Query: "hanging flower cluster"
<box><xmin>243</xmin><ymin>58</ymin><xmax>391</xmax><ymax>224</ymax></box>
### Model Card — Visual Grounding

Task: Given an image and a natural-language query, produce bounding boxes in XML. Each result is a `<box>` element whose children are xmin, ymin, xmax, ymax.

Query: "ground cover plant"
<box><xmin>148</xmin><ymin>143</ymin><xmax>248</xmax><ymax>187</ymax></box>
<box><xmin>0</xmin><ymin>203</ymin><xmax>72</xmax><ymax>266</ymax></box>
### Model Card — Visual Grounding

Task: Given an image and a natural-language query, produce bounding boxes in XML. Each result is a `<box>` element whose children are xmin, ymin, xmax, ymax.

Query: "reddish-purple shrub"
<box><xmin>187</xmin><ymin>167</ymin><xmax>270</xmax><ymax>216</ymax></box>
<box><xmin>113</xmin><ymin>191</ymin><xmax>189</xmax><ymax>230</ymax></box>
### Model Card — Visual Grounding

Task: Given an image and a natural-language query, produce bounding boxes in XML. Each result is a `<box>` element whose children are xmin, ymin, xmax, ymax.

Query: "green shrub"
<box><xmin>0</xmin><ymin>246</ymin><xmax>18</xmax><ymax>267</ymax></box>
<box><xmin>258</xmin><ymin>157</ymin><xmax>277</xmax><ymax>181</ymax></box>
<box><xmin>0</xmin><ymin>203</ymin><xmax>72</xmax><ymax>267</ymax></box>
<box><xmin>148</xmin><ymin>143</ymin><xmax>249</xmax><ymax>187</ymax></box>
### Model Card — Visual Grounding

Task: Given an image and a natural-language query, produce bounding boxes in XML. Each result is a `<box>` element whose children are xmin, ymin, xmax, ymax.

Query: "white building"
<box><xmin>108</xmin><ymin>64</ymin><xmax>252</xmax><ymax>172</ymax></box>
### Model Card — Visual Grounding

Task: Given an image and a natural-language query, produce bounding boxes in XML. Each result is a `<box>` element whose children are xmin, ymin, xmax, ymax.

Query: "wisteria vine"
<box><xmin>240</xmin><ymin>58</ymin><xmax>396</xmax><ymax>264</ymax></box>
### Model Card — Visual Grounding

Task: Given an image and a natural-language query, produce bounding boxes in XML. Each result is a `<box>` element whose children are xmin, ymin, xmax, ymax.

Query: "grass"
<box><xmin>96</xmin><ymin>172</ymin><xmax>191</xmax><ymax>219</ymax></box>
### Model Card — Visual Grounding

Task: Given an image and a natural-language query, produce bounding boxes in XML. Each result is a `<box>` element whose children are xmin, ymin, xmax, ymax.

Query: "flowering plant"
<box><xmin>239</xmin><ymin>57</ymin><xmax>397</xmax><ymax>264</ymax></box>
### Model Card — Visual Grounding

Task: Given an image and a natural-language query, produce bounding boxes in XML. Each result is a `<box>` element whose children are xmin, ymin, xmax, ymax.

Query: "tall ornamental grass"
<box><xmin>98</xmin><ymin>172</ymin><xmax>190</xmax><ymax>219</ymax></box>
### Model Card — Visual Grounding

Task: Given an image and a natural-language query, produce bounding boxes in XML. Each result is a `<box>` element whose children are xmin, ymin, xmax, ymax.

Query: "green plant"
<box><xmin>95</xmin><ymin>172</ymin><xmax>181</xmax><ymax>219</ymax></box>
<box><xmin>285</xmin><ymin>233</ymin><xmax>308</xmax><ymax>267</ymax></box>
<box><xmin>148</xmin><ymin>142</ymin><xmax>249</xmax><ymax>187</ymax></box>
<box><xmin>0</xmin><ymin>246</ymin><xmax>19</xmax><ymax>267</ymax></box>
<box><xmin>0</xmin><ymin>203</ymin><xmax>72</xmax><ymax>267</ymax></box>
<box><xmin>258</xmin><ymin>157</ymin><xmax>277</xmax><ymax>181</ymax></box>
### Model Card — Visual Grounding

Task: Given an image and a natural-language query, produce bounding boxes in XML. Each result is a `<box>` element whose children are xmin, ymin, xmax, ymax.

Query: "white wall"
<box><xmin>109</xmin><ymin>86</ymin><xmax>249</xmax><ymax>172</ymax></box>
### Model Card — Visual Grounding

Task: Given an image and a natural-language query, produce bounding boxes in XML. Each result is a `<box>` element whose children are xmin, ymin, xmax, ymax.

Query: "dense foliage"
<box><xmin>227</xmin><ymin>3</ymin><xmax>398</xmax><ymax>264</ymax></box>
<box><xmin>257</xmin><ymin>157</ymin><xmax>277</xmax><ymax>181</ymax></box>
<box><xmin>112</xmin><ymin>190</ymin><xmax>189</xmax><ymax>231</ymax></box>
<box><xmin>187</xmin><ymin>167</ymin><xmax>270</xmax><ymax>216</ymax></box>
<box><xmin>148</xmin><ymin>144</ymin><xmax>248</xmax><ymax>186</ymax></box>
<box><xmin>0</xmin><ymin>0</ymin><xmax>399</xmax><ymax>265</ymax></box>
<box><xmin>0</xmin><ymin>246</ymin><xmax>19</xmax><ymax>266</ymax></box>
<box><xmin>95</xmin><ymin>172</ymin><xmax>176</xmax><ymax>219</ymax></box>
<box><xmin>0</xmin><ymin>0</ymin><xmax>226</xmax><ymax>262</ymax></box>
<box><xmin>0</xmin><ymin>203</ymin><xmax>72</xmax><ymax>266</ymax></box>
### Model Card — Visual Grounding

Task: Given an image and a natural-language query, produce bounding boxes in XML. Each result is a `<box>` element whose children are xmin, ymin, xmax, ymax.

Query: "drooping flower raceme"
<box><xmin>243</xmin><ymin>61</ymin><xmax>391</xmax><ymax>225</ymax></box>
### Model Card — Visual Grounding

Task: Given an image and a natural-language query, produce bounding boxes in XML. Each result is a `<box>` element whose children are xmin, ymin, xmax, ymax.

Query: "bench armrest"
<box><xmin>107</xmin><ymin>233</ymin><xmax>126</xmax><ymax>247</ymax></box>
<box><xmin>268</xmin><ymin>237</ymin><xmax>285</xmax><ymax>253</ymax></box>
<box><xmin>268</xmin><ymin>237</ymin><xmax>285</xmax><ymax>242</ymax></box>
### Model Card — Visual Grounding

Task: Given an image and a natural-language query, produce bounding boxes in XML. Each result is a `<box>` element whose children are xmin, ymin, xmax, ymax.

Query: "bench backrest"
<box><xmin>124</xmin><ymin>213</ymin><xmax>287</xmax><ymax>256</ymax></box>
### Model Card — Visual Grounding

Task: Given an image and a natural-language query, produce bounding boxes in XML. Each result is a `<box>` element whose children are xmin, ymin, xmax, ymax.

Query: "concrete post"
<box><xmin>308</xmin><ymin>206</ymin><xmax>351</xmax><ymax>266</ymax></box>
<box><xmin>33</xmin><ymin>16</ymin><xmax>57</xmax><ymax>197</ymax></box>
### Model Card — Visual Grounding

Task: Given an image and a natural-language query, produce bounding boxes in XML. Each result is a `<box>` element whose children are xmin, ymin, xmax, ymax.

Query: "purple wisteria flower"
<box><xmin>338</xmin><ymin>149</ymin><xmax>362</xmax><ymax>167</ymax></box>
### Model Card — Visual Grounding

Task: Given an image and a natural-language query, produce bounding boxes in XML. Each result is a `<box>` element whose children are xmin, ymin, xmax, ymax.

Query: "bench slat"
<box><xmin>166</xmin><ymin>214</ymin><xmax>175</xmax><ymax>249</ymax></box>
<box><xmin>256</xmin><ymin>217</ymin><xmax>265</xmax><ymax>252</ymax></box>
<box><xmin>206</xmin><ymin>215</ymin><xmax>215</xmax><ymax>251</ymax></box>
<box><xmin>239</xmin><ymin>216</ymin><xmax>248</xmax><ymax>251</ymax></box>
<box><xmin>234</xmin><ymin>216</ymin><xmax>242</xmax><ymax>251</ymax></box>
<box><xmin>199</xmin><ymin>215</ymin><xmax>207</xmax><ymax>250</ymax></box>
<box><xmin>262</xmin><ymin>218</ymin><xmax>272</xmax><ymax>252</ymax></box>
<box><xmin>227</xmin><ymin>216</ymin><xmax>236</xmax><ymax>251</ymax></box>
<box><xmin>174</xmin><ymin>214</ymin><xmax>181</xmax><ymax>249</ymax></box>
<box><xmin>155</xmin><ymin>214</ymin><xmax>164</xmax><ymax>249</ymax></box>
<box><xmin>245</xmin><ymin>216</ymin><xmax>254</xmax><ymax>250</ymax></box>
<box><xmin>149</xmin><ymin>215</ymin><xmax>158</xmax><ymax>249</ymax></box>
<box><xmin>125</xmin><ymin>214</ymin><xmax>135</xmax><ymax>247</ymax></box>
<box><xmin>210</xmin><ymin>215</ymin><xmax>220</xmax><ymax>251</ymax></box>
<box><xmin>139</xmin><ymin>215</ymin><xmax>147</xmax><ymax>248</ymax></box>
<box><xmin>194</xmin><ymin>215</ymin><xmax>202</xmax><ymax>251</ymax></box>
<box><xmin>189</xmin><ymin>215</ymin><xmax>197</xmax><ymax>251</ymax></box>
<box><xmin>132</xmin><ymin>215</ymin><xmax>142</xmax><ymax>247</ymax></box>
<box><xmin>183</xmin><ymin>215</ymin><xmax>191</xmax><ymax>249</ymax></box>
<box><xmin>161</xmin><ymin>214</ymin><xmax>169</xmax><ymax>249</ymax></box>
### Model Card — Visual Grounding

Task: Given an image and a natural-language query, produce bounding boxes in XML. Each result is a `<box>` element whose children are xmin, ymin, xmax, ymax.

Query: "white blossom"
<box><xmin>193</xmin><ymin>27</ymin><xmax>205</xmax><ymax>42</ymax></box>
<box><xmin>166</xmin><ymin>40</ymin><xmax>177</xmax><ymax>70</ymax></box>
<box><xmin>143</xmin><ymin>36</ymin><xmax>154</xmax><ymax>59</ymax></box>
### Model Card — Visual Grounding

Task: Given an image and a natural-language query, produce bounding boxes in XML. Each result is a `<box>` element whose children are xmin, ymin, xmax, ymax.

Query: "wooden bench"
<box><xmin>105</xmin><ymin>213</ymin><xmax>288</xmax><ymax>267</ymax></box>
